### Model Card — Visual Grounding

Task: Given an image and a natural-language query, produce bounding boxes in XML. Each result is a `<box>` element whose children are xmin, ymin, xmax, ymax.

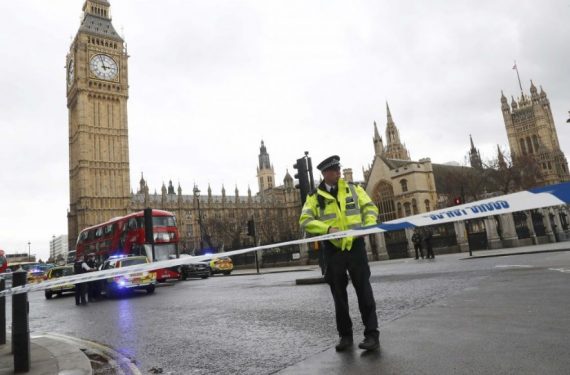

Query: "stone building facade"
<box><xmin>66</xmin><ymin>0</ymin><xmax>131</xmax><ymax>248</ymax></box>
<box><xmin>501</xmin><ymin>82</ymin><xmax>569</xmax><ymax>186</ymax></box>
<box><xmin>130</xmin><ymin>141</ymin><xmax>302</xmax><ymax>255</ymax></box>
<box><xmin>364</xmin><ymin>104</ymin><xmax>438</xmax><ymax>224</ymax></box>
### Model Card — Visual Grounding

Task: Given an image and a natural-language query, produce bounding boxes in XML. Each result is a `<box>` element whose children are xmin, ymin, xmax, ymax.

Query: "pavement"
<box><xmin>0</xmin><ymin>241</ymin><xmax>568</xmax><ymax>375</ymax></box>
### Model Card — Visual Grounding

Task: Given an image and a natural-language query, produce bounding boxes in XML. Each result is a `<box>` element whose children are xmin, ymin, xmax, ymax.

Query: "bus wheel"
<box><xmin>146</xmin><ymin>285</ymin><xmax>155</xmax><ymax>294</ymax></box>
<box><xmin>45</xmin><ymin>291</ymin><xmax>53</xmax><ymax>300</ymax></box>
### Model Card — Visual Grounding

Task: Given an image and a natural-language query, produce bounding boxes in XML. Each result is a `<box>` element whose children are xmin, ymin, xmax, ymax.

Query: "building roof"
<box><xmin>79</xmin><ymin>14</ymin><xmax>123</xmax><ymax>42</ymax></box>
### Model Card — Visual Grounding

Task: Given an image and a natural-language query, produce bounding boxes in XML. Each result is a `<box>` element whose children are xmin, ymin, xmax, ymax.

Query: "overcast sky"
<box><xmin>1</xmin><ymin>0</ymin><xmax>569</xmax><ymax>261</ymax></box>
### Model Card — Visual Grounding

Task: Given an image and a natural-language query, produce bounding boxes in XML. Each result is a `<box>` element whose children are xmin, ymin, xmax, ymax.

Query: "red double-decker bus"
<box><xmin>75</xmin><ymin>209</ymin><xmax>180</xmax><ymax>281</ymax></box>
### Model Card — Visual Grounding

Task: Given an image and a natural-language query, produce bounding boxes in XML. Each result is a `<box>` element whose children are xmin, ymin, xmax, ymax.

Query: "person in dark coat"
<box><xmin>74</xmin><ymin>255</ymin><xmax>93</xmax><ymax>306</ymax></box>
<box><xmin>411</xmin><ymin>229</ymin><xmax>423</xmax><ymax>259</ymax></box>
<box><xmin>423</xmin><ymin>228</ymin><xmax>435</xmax><ymax>259</ymax></box>
<box><xmin>86</xmin><ymin>254</ymin><xmax>99</xmax><ymax>301</ymax></box>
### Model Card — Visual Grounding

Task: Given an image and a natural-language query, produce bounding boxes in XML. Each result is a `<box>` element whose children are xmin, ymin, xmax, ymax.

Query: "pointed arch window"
<box><xmin>412</xmin><ymin>199</ymin><xmax>418</xmax><ymax>214</ymax></box>
<box><xmin>424</xmin><ymin>199</ymin><xmax>431</xmax><ymax>212</ymax></box>
<box><xmin>400</xmin><ymin>179</ymin><xmax>408</xmax><ymax>192</ymax></box>
<box><xmin>526</xmin><ymin>137</ymin><xmax>533</xmax><ymax>154</ymax></box>
<box><xmin>403</xmin><ymin>202</ymin><xmax>412</xmax><ymax>216</ymax></box>
<box><xmin>373</xmin><ymin>181</ymin><xmax>396</xmax><ymax>223</ymax></box>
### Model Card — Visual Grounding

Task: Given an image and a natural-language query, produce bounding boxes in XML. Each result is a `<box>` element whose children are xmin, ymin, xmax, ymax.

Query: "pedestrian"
<box><xmin>299</xmin><ymin>155</ymin><xmax>380</xmax><ymax>352</ymax></box>
<box><xmin>86</xmin><ymin>254</ymin><xmax>99</xmax><ymax>301</ymax></box>
<box><xmin>0</xmin><ymin>249</ymin><xmax>7</xmax><ymax>273</ymax></box>
<box><xmin>423</xmin><ymin>228</ymin><xmax>435</xmax><ymax>259</ymax></box>
<box><xmin>73</xmin><ymin>255</ymin><xmax>93</xmax><ymax>306</ymax></box>
<box><xmin>411</xmin><ymin>228</ymin><xmax>423</xmax><ymax>260</ymax></box>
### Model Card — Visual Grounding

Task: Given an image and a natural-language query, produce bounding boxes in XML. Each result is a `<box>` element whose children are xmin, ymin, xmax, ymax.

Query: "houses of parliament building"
<box><xmin>66</xmin><ymin>0</ymin><xmax>569</xmax><ymax>258</ymax></box>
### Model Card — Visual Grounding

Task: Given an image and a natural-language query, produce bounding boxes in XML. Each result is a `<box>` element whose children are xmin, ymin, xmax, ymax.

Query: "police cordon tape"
<box><xmin>2</xmin><ymin>181</ymin><xmax>569</xmax><ymax>297</ymax></box>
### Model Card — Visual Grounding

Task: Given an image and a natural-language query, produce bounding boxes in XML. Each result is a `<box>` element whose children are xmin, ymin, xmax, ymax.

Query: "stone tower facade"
<box><xmin>469</xmin><ymin>135</ymin><xmax>483</xmax><ymax>169</ymax></box>
<box><xmin>501</xmin><ymin>82</ymin><xmax>569</xmax><ymax>186</ymax></box>
<box><xmin>67</xmin><ymin>0</ymin><xmax>131</xmax><ymax>247</ymax></box>
<box><xmin>383</xmin><ymin>103</ymin><xmax>411</xmax><ymax>161</ymax></box>
<box><xmin>256</xmin><ymin>140</ymin><xmax>276</xmax><ymax>193</ymax></box>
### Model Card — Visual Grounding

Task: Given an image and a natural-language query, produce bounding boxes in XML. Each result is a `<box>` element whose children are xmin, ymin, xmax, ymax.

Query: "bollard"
<box><xmin>0</xmin><ymin>278</ymin><xmax>5</xmax><ymax>345</ymax></box>
<box><xmin>12</xmin><ymin>270</ymin><xmax>30</xmax><ymax>373</ymax></box>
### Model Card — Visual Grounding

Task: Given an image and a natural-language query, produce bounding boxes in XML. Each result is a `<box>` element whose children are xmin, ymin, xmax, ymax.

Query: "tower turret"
<box><xmin>256</xmin><ymin>140</ymin><xmax>276</xmax><ymax>194</ymax></box>
<box><xmin>383</xmin><ymin>102</ymin><xmax>410</xmax><ymax>160</ymax></box>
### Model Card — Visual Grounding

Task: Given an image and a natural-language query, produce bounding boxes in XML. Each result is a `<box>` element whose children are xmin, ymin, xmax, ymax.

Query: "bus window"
<box><xmin>128</xmin><ymin>218</ymin><xmax>138</xmax><ymax>230</ymax></box>
<box><xmin>104</xmin><ymin>224</ymin><xmax>114</xmax><ymax>235</ymax></box>
<box><xmin>153</xmin><ymin>216</ymin><xmax>176</xmax><ymax>227</ymax></box>
<box><xmin>95</xmin><ymin>227</ymin><xmax>104</xmax><ymax>238</ymax></box>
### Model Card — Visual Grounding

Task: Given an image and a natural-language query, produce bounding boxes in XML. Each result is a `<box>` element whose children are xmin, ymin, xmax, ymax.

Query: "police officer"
<box><xmin>299</xmin><ymin>155</ymin><xmax>380</xmax><ymax>351</ymax></box>
<box><xmin>73</xmin><ymin>255</ymin><xmax>93</xmax><ymax>306</ymax></box>
<box><xmin>86</xmin><ymin>254</ymin><xmax>99</xmax><ymax>301</ymax></box>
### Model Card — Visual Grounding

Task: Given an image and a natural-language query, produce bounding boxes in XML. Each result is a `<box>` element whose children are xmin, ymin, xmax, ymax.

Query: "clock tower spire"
<box><xmin>67</xmin><ymin>0</ymin><xmax>130</xmax><ymax>249</ymax></box>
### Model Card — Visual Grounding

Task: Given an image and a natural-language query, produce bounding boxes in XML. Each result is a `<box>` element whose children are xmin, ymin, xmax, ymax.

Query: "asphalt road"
<box><xmin>8</xmin><ymin>250</ymin><xmax>570</xmax><ymax>374</ymax></box>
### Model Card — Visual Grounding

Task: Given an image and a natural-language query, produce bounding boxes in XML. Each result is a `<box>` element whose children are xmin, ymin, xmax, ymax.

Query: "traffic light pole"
<box><xmin>247</xmin><ymin>218</ymin><xmax>260</xmax><ymax>274</ymax></box>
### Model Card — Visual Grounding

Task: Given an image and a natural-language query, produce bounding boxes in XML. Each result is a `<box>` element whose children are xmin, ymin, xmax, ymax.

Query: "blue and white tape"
<box><xmin>2</xmin><ymin>181</ymin><xmax>568</xmax><ymax>297</ymax></box>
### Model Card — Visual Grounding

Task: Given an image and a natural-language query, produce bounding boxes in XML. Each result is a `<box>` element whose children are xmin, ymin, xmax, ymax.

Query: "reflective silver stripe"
<box><xmin>319</xmin><ymin>207</ymin><xmax>326</xmax><ymax>218</ymax></box>
<box><xmin>348</xmin><ymin>185</ymin><xmax>360</xmax><ymax>209</ymax></box>
<box><xmin>320</xmin><ymin>214</ymin><xmax>336</xmax><ymax>221</ymax></box>
<box><xmin>349</xmin><ymin>223</ymin><xmax>362</xmax><ymax>229</ymax></box>
<box><xmin>302</xmin><ymin>209</ymin><xmax>314</xmax><ymax>216</ymax></box>
<box><xmin>346</xmin><ymin>208</ymin><xmax>361</xmax><ymax>216</ymax></box>
<box><xmin>362</xmin><ymin>202</ymin><xmax>376</xmax><ymax>209</ymax></box>
<box><xmin>300</xmin><ymin>218</ymin><xmax>315</xmax><ymax>228</ymax></box>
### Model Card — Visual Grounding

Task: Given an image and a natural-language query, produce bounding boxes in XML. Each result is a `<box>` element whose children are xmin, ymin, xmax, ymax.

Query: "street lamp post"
<box><xmin>193</xmin><ymin>186</ymin><xmax>203</xmax><ymax>255</ymax></box>
<box><xmin>27</xmin><ymin>241</ymin><xmax>31</xmax><ymax>262</ymax></box>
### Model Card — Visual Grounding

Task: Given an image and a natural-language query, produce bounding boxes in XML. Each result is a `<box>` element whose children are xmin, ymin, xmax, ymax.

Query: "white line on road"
<box><xmin>548</xmin><ymin>268</ymin><xmax>570</xmax><ymax>273</ymax></box>
<box><xmin>495</xmin><ymin>265</ymin><xmax>534</xmax><ymax>268</ymax></box>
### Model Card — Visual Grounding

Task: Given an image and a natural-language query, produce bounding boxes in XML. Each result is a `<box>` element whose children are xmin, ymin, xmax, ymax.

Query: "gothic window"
<box><xmin>373</xmin><ymin>181</ymin><xmax>396</xmax><ymax>223</ymax></box>
<box><xmin>532</xmin><ymin>134</ymin><xmax>538</xmax><ymax>152</ymax></box>
<box><xmin>424</xmin><ymin>199</ymin><xmax>431</xmax><ymax>212</ymax></box>
<box><xmin>400</xmin><ymin>179</ymin><xmax>408</xmax><ymax>192</ymax></box>
<box><xmin>397</xmin><ymin>202</ymin><xmax>402</xmax><ymax>218</ymax></box>
<box><xmin>403</xmin><ymin>202</ymin><xmax>412</xmax><ymax>216</ymax></box>
<box><xmin>548</xmin><ymin>161</ymin><xmax>552</xmax><ymax>170</ymax></box>
<box><xmin>412</xmin><ymin>199</ymin><xmax>418</xmax><ymax>214</ymax></box>
<box><xmin>520</xmin><ymin>138</ymin><xmax>526</xmax><ymax>155</ymax></box>
<box><xmin>526</xmin><ymin>137</ymin><xmax>533</xmax><ymax>154</ymax></box>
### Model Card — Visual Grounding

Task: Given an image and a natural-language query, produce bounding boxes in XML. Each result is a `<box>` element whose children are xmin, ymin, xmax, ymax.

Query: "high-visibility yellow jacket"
<box><xmin>299</xmin><ymin>178</ymin><xmax>379</xmax><ymax>250</ymax></box>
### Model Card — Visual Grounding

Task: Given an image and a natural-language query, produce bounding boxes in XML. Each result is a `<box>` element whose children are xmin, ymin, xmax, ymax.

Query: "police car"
<box><xmin>99</xmin><ymin>255</ymin><xmax>156</xmax><ymax>297</ymax></box>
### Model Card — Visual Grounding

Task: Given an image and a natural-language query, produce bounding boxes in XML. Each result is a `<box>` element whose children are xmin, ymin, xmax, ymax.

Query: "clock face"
<box><xmin>89</xmin><ymin>54</ymin><xmax>118</xmax><ymax>80</ymax></box>
<box><xmin>67</xmin><ymin>59</ymin><xmax>74</xmax><ymax>86</ymax></box>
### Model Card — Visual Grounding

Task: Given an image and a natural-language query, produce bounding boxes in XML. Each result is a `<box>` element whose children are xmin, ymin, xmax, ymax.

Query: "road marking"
<box><xmin>495</xmin><ymin>265</ymin><xmax>533</xmax><ymax>268</ymax></box>
<box><xmin>548</xmin><ymin>268</ymin><xmax>570</xmax><ymax>273</ymax></box>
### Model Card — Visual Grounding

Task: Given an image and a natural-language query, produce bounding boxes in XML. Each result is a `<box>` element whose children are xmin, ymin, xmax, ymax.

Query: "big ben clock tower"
<box><xmin>67</xmin><ymin>0</ymin><xmax>131</xmax><ymax>247</ymax></box>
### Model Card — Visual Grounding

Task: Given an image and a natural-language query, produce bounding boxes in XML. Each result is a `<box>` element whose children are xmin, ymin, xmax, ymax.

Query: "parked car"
<box><xmin>99</xmin><ymin>255</ymin><xmax>156</xmax><ymax>297</ymax></box>
<box><xmin>209</xmin><ymin>256</ymin><xmax>233</xmax><ymax>275</ymax></box>
<box><xmin>8</xmin><ymin>262</ymin><xmax>54</xmax><ymax>284</ymax></box>
<box><xmin>176</xmin><ymin>254</ymin><xmax>210</xmax><ymax>280</ymax></box>
<box><xmin>44</xmin><ymin>265</ymin><xmax>75</xmax><ymax>299</ymax></box>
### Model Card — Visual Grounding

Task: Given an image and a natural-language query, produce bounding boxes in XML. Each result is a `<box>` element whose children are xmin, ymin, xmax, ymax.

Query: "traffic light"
<box><xmin>247</xmin><ymin>219</ymin><xmax>256</xmax><ymax>237</ymax></box>
<box><xmin>294</xmin><ymin>157</ymin><xmax>311</xmax><ymax>203</ymax></box>
<box><xmin>453</xmin><ymin>197</ymin><xmax>462</xmax><ymax>205</ymax></box>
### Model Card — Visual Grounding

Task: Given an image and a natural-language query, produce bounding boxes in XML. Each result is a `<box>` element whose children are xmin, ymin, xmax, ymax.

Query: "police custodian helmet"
<box><xmin>316</xmin><ymin>155</ymin><xmax>341</xmax><ymax>172</ymax></box>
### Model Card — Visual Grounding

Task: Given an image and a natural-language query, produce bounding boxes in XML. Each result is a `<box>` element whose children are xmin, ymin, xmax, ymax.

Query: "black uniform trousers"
<box><xmin>75</xmin><ymin>283</ymin><xmax>87</xmax><ymax>305</ymax></box>
<box><xmin>324</xmin><ymin>237</ymin><xmax>379</xmax><ymax>339</ymax></box>
<box><xmin>414</xmin><ymin>243</ymin><xmax>423</xmax><ymax>259</ymax></box>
